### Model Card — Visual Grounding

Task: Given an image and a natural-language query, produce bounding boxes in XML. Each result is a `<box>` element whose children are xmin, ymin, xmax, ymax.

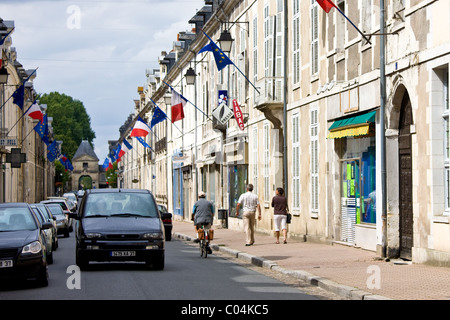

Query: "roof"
<box><xmin>72</xmin><ymin>140</ymin><xmax>99</xmax><ymax>161</ymax></box>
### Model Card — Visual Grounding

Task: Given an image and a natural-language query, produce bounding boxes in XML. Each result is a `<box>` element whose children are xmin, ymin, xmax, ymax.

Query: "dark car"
<box><xmin>0</xmin><ymin>203</ymin><xmax>52</xmax><ymax>286</ymax></box>
<box><xmin>46</xmin><ymin>203</ymin><xmax>70</xmax><ymax>237</ymax></box>
<box><xmin>71</xmin><ymin>189</ymin><xmax>165</xmax><ymax>270</ymax></box>
<box><xmin>157</xmin><ymin>204</ymin><xmax>173</xmax><ymax>241</ymax></box>
<box><xmin>40</xmin><ymin>199</ymin><xmax>73</xmax><ymax>232</ymax></box>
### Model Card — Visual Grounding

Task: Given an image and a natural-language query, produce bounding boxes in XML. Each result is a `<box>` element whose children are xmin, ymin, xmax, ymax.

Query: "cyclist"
<box><xmin>192</xmin><ymin>192</ymin><xmax>214</xmax><ymax>254</ymax></box>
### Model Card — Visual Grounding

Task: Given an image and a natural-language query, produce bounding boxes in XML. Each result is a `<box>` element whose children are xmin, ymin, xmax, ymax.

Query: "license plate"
<box><xmin>111</xmin><ymin>251</ymin><xmax>136</xmax><ymax>257</ymax></box>
<box><xmin>0</xmin><ymin>260</ymin><xmax>13</xmax><ymax>268</ymax></box>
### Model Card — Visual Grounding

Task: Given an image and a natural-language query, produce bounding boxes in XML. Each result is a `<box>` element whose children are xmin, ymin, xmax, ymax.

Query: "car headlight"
<box><xmin>84</xmin><ymin>233</ymin><xmax>102</xmax><ymax>239</ymax></box>
<box><xmin>143</xmin><ymin>232</ymin><xmax>163</xmax><ymax>240</ymax></box>
<box><xmin>22</xmin><ymin>241</ymin><xmax>42</xmax><ymax>254</ymax></box>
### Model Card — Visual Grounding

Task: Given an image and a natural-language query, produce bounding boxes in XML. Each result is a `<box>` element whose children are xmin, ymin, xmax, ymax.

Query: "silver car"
<box><xmin>30</xmin><ymin>205</ymin><xmax>54</xmax><ymax>264</ymax></box>
<box><xmin>46</xmin><ymin>204</ymin><xmax>70</xmax><ymax>237</ymax></box>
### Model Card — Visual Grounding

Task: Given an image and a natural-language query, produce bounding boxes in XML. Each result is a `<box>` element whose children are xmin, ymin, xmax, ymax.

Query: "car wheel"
<box><xmin>64</xmin><ymin>228</ymin><xmax>70</xmax><ymax>238</ymax></box>
<box><xmin>76</xmin><ymin>249</ymin><xmax>89</xmax><ymax>271</ymax></box>
<box><xmin>37</xmin><ymin>265</ymin><xmax>49</xmax><ymax>287</ymax></box>
<box><xmin>147</xmin><ymin>253</ymin><xmax>164</xmax><ymax>270</ymax></box>
<box><xmin>47</xmin><ymin>250</ymin><xmax>53</xmax><ymax>264</ymax></box>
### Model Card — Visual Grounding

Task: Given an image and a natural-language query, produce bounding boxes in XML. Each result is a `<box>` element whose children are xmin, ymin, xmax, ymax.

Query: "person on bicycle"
<box><xmin>192</xmin><ymin>192</ymin><xmax>214</xmax><ymax>253</ymax></box>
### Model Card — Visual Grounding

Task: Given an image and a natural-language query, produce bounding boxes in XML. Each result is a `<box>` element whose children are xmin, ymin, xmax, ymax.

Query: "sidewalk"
<box><xmin>172</xmin><ymin>220</ymin><xmax>450</xmax><ymax>300</ymax></box>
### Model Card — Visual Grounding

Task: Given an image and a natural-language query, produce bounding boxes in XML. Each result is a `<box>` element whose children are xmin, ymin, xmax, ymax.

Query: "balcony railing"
<box><xmin>254</xmin><ymin>77</ymin><xmax>284</xmax><ymax>109</ymax></box>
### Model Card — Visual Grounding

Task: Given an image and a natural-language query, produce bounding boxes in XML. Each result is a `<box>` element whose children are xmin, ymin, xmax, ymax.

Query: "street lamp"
<box><xmin>217</xmin><ymin>30</ymin><xmax>233</xmax><ymax>54</ymax></box>
<box><xmin>184</xmin><ymin>67</ymin><xmax>196</xmax><ymax>85</ymax></box>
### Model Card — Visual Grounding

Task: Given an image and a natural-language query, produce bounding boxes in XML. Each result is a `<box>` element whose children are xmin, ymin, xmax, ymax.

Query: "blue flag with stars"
<box><xmin>136</xmin><ymin>136</ymin><xmax>153</xmax><ymax>150</ymax></box>
<box><xmin>47</xmin><ymin>140</ymin><xmax>59</xmax><ymax>162</ymax></box>
<box><xmin>198</xmin><ymin>32</ymin><xmax>233</xmax><ymax>71</ymax></box>
<box><xmin>34</xmin><ymin>114</ymin><xmax>50</xmax><ymax>145</ymax></box>
<box><xmin>150</xmin><ymin>106</ymin><xmax>167</xmax><ymax>129</ymax></box>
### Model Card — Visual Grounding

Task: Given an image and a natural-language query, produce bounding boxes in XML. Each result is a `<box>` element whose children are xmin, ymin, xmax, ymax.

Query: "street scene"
<box><xmin>0</xmin><ymin>0</ymin><xmax>450</xmax><ymax>304</ymax></box>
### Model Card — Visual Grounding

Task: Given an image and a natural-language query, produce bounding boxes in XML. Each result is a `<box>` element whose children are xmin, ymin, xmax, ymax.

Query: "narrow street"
<box><xmin>0</xmin><ymin>235</ymin><xmax>331</xmax><ymax>301</ymax></box>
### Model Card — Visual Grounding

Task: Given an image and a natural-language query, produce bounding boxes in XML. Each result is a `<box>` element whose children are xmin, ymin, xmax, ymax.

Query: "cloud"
<box><xmin>1</xmin><ymin>0</ymin><xmax>205</xmax><ymax>161</ymax></box>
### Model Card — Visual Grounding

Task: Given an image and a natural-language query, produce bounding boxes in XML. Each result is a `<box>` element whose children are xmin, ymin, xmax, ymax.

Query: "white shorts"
<box><xmin>274</xmin><ymin>214</ymin><xmax>287</xmax><ymax>231</ymax></box>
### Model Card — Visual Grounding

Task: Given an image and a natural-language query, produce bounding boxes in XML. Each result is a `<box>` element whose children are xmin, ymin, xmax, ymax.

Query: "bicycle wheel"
<box><xmin>199</xmin><ymin>240</ymin><xmax>206</xmax><ymax>257</ymax></box>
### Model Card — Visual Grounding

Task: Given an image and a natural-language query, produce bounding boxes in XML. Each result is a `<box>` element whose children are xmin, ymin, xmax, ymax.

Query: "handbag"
<box><xmin>286</xmin><ymin>213</ymin><xmax>292</xmax><ymax>224</ymax></box>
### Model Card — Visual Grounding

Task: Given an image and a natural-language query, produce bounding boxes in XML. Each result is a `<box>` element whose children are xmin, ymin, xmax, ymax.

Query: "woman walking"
<box><xmin>271</xmin><ymin>187</ymin><xmax>288</xmax><ymax>244</ymax></box>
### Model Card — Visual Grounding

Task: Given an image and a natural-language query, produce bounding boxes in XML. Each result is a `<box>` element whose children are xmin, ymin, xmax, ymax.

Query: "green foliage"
<box><xmin>105</xmin><ymin>162</ymin><xmax>118</xmax><ymax>188</ymax></box>
<box><xmin>39</xmin><ymin>92</ymin><xmax>96</xmax><ymax>159</ymax></box>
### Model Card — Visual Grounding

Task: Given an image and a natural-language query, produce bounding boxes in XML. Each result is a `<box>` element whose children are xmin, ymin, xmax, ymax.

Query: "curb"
<box><xmin>173</xmin><ymin>232</ymin><xmax>391</xmax><ymax>301</ymax></box>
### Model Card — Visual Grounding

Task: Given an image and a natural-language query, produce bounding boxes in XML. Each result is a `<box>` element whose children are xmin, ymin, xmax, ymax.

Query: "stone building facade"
<box><xmin>118</xmin><ymin>0</ymin><xmax>450</xmax><ymax>266</ymax></box>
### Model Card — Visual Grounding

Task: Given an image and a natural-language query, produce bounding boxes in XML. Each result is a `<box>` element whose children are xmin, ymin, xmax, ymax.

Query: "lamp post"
<box><xmin>184</xmin><ymin>66</ymin><xmax>198</xmax><ymax>199</ymax></box>
<box><xmin>217</xmin><ymin>29</ymin><xmax>234</xmax><ymax>54</ymax></box>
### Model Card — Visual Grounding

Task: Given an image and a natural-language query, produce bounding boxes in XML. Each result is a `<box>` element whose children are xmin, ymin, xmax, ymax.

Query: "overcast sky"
<box><xmin>1</xmin><ymin>0</ymin><xmax>205</xmax><ymax>162</ymax></box>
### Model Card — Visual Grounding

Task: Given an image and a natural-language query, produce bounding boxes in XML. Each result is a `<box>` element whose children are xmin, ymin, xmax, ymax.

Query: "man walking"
<box><xmin>236</xmin><ymin>184</ymin><xmax>261</xmax><ymax>246</ymax></box>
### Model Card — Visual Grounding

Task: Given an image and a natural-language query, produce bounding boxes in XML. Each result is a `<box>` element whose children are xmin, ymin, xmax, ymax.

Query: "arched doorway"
<box><xmin>398</xmin><ymin>91</ymin><xmax>413</xmax><ymax>260</ymax></box>
<box><xmin>78</xmin><ymin>175</ymin><xmax>93</xmax><ymax>190</ymax></box>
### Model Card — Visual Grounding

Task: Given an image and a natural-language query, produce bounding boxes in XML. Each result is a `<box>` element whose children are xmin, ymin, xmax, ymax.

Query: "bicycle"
<box><xmin>197</xmin><ymin>223</ymin><xmax>212</xmax><ymax>258</ymax></box>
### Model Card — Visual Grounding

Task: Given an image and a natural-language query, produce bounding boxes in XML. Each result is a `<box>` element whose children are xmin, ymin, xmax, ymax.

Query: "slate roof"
<box><xmin>72</xmin><ymin>140</ymin><xmax>99</xmax><ymax>161</ymax></box>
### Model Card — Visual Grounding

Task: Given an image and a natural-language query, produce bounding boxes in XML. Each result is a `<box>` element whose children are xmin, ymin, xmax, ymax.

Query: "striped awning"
<box><xmin>327</xmin><ymin>111</ymin><xmax>376</xmax><ymax>139</ymax></box>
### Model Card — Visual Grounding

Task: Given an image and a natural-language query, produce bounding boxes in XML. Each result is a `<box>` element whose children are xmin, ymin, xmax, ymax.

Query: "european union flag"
<box><xmin>198</xmin><ymin>32</ymin><xmax>233</xmax><ymax>72</ymax></box>
<box><xmin>136</xmin><ymin>136</ymin><xmax>153</xmax><ymax>150</ymax></box>
<box><xmin>102</xmin><ymin>157</ymin><xmax>109</xmax><ymax>170</ymax></box>
<box><xmin>47</xmin><ymin>141</ymin><xmax>59</xmax><ymax>162</ymax></box>
<box><xmin>65</xmin><ymin>159</ymin><xmax>73</xmax><ymax>171</ymax></box>
<box><xmin>34</xmin><ymin>114</ymin><xmax>50</xmax><ymax>145</ymax></box>
<box><xmin>150</xmin><ymin>106</ymin><xmax>167</xmax><ymax>129</ymax></box>
<box><xmin>12</xmin><ymin>84</ymin><xmax>25</xmax><ymax>110</ymax></box>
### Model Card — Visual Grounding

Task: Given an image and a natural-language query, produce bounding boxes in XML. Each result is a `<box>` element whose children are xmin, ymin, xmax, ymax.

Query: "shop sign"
<box><xmin>232</xmin><ymin>99</ymin><xmax>244</xmax><ymax>131</ymax></box>
<box><xmin>212</xmin><ymin>90</ymin><xmax>233</xmax><ymax>125</ymax></box>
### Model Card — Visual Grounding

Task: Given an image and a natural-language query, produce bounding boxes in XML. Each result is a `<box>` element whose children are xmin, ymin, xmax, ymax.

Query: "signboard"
<box><xmin>212</xmin><ymin>90</ymin><xmax>233</xmax><ymax>125</ymax></box>
<box><xmin>0</xmin><ymin>138</ymin><xmax>18</xmax><ymax>147</ymax></box>
<box><xmin>232</xmin><ymin>99</ymin><xmax>244</xmax><ymax>131</ymax></box>
<box><xmin>5</xmin><ymin>148</ymin><xmax>26</xmax><ymax>168</ymax></box>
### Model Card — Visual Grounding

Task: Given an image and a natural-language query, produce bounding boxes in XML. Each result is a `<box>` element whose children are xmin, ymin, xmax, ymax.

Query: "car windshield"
<box><xmin>47</xmin><ymin>205</ymin><xmax>64</xmax><ymax>216</ymax></box>
<box><xmin>0</xmin><ymin>207</ymin><xmax>37</xmax><ymax>232</ymax></box>
<box><xmin>84</xmin><ymin>193</ymin><xmax>158</xmax><ymax>218</ymax></box>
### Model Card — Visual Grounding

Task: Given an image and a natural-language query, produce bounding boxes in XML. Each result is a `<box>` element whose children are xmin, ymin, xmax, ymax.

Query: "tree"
<box><xmin>39</xmin><ymin>92</ymin><xmax>96</xmax><ymax>159</ymax></box>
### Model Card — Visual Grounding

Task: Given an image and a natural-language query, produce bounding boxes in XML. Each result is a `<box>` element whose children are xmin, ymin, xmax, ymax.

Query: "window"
<box><xmin>310</xmin><ymin>108</ymin><xmax>319</xmax><ymax>214</ymax></box>
<box><xmin>442</xmin><ymin>67</ymin><xmax>450</xmax><ymax>213</ymax></box>
<box><xmin>336</xmin><ymin>0</ymin><xmax>345</xmax><ymax>53</ymax></box>
<box><xmin>292</xmin><ymin>113</ymin><xmax>300</xmax><ymax>210</ymax></box>
<box><xmin>311</xmin><ymin>0</ymin><xmax>319</xmax><ymax>75</ymax></box>
<box><xmin>253</xmin><ymin>16</ymin><xmax>258</xmax><ymax>91</ymax></box>
<box><xmin>293</xmin><ymin>0</ymin><xmax>300</xmax><ymax>84</ymax></box>
<box><xmin>83</xmin><ymin>162</ymin><xmax>88</xmax><ymax>170</ymax></box>
<box><xmin>252</xmin><ymin>126</ymin><xmax>258</xmax><ymax>189</ymax></box>
<box><xmin>264</xmin><ymin>122</ymin><xmax>270</xmax><ymax>201</ymax></box>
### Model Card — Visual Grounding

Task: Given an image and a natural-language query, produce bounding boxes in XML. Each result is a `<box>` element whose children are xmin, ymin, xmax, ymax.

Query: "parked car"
<box><xmin>41</xmin><ymin>199</ymin><xmax>73</xmax><ymax>232</ymax></box>
<box><xmin>30</xmin><ymin>205</ymin><xmax>54</xmax><ymax>264</ymax></box>
<box><xmin>71</xmin><ymin>189</ymin><xmax>165</xmax><ymax>270</ymax></box>
<box><xmin>157</xmin><ymin>204</ymin><xmax>173</xmax><ymax>241</ymax></box>
<box><xmin>46</xmin><ymin>204</ymin><xmax>70</xmax><ymax>237</ymax></box>
<box><xmin>31</xmin><ymin>203</ymin><xmax>58</xmax><ymax>250</ymax></box>
<box><xmin>0</xmin><ymin>202</ymin><xmax>52</xmax><ymax>286</ymax></box>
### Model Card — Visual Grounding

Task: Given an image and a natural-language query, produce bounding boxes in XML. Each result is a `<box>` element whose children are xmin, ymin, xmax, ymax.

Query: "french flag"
<box><xmin>118</xmin><ymin>139</ymin><xmax>132</xmax><ymax>159</ymax></box>
<box><xmin>24</xmin><ymin>102</ymin><xmax>43</xmax><ymax>123</ymax></box>
<box><xmin>130</xmin><ymin>116</ymin><xmax>151</xmax><ymax>137</ymax></box>
<box><xmin>171</xmin><ymin>89</ymin><xmax>187</xmax><ymax>123</ymax></box>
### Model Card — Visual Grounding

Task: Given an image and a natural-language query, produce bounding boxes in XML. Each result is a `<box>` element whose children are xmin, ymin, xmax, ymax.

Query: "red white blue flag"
<box><xmin>130</xmin><ymin>116</ymin><xmax>151</xmax><ymax>137</ymax></box>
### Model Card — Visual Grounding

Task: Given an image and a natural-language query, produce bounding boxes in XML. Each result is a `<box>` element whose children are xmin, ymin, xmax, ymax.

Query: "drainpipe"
<box><xmin>380</xmin><ymin>0</ymin><xmax>387</xmax><ymax>258</ymax></box>
<box><xmin>283</xmin><ymin>0</ymin><xmax>288</xmax><ymax>197</ymax></box>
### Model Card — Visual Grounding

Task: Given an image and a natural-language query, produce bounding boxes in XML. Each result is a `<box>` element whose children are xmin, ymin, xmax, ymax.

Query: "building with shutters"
<box><xmin>118</xmin><ymin>0</ymin><xmax>450</xmax><ymax>266</ymax></box>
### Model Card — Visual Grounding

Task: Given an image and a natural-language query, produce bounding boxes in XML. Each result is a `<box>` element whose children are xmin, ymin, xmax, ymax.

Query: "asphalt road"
<box><xmin>0</xmin><ymin>234</ymin><xmax>319</xmax><ymax>301</ymax></box>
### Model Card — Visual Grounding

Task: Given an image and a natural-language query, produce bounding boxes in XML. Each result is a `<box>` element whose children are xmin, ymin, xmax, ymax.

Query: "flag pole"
<box><xmin>332</xmin><ymin>5</ymin><xmax>371</xmax><ymax>45</ymax></box>
<box><xmin>162</xmin><ymin>81</ymin><xmax>213</xmax><ymax>121</ymax></box>
<box><xmin>149</xmin><ymin>97</ymin><xmax>183</xmax><ymax>135</ymax></box>
<box><xmin>0</xmin><ymin>67</ymin><xmax>38</xmax><ymax>112</ymax></box>
<box><xmin>201</xmin><ymin>31</ymin><xmax>261</xmax><ymax>94</ymax></box>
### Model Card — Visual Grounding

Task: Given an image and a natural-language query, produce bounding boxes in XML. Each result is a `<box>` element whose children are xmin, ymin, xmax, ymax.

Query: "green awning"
<box><xmin>327</xmin><ymin>110</ymin><xmax>376</xmax><ymax>139</ymax></box>
<box><xmin>328</xmin><ymin>110</ymin><xmax>376</xmax><ymax>131</ymax></box>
